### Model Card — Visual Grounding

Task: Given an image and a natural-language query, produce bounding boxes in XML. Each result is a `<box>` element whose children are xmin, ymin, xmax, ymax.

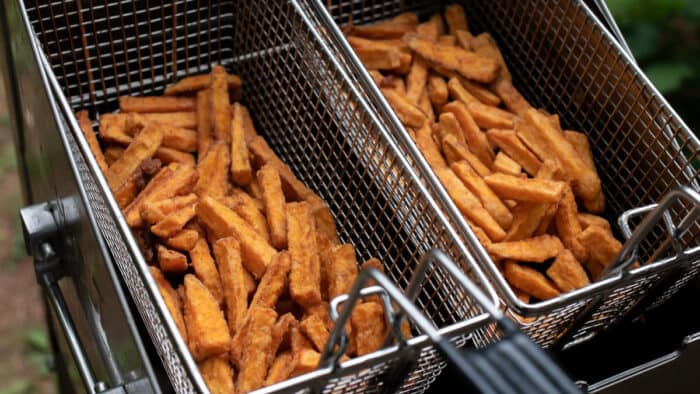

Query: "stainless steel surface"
<box><xmin>17</xmin><ymin>0</ymin><xmax>502</xmax><ymax>392</ymax></box>
<box><xmin>311</xmin><ymin>0</ymin><xmax>700</xmax><ymax>348</ymax></box>
<box><xmin>585</xmin><ymin>0</ymin><xmax>636</xmax><ymax>62</ymax></box>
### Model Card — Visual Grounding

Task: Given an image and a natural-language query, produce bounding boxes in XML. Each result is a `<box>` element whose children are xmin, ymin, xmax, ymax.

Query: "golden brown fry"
<box><xmin>198</xmin><ymin>356</ymin><xmax>234</xmax><ymax>394</ymax></box>
<box><xmin>105</xmin><ymin>124</ymin><xmax>163</xmax><ymax>191</ymax></box>
<box><xmin>381</xmin><ymin>88</ymin><xmax>426</xmax><ymax>128</ymax></box>
<box><xmin>189</xmin><ymin>238</ymin><xmax>224</xmax><ymax>305</ymax></box>
<box><xmin>577</xmin><ymin>226</ymin><xmax>623</xmax><ymax>280</ymax></box>
<box><xmin>347</xmin><ymin>36</ymin><xmax>402</xmax><ymax>70</ymax></box>
<box><xmin>328</xmin><ymin>244</ymin><xmax>359</xmax><ymax>300</ymax></box>
<box><xmin>251</xmin><ymin>251</ymin><xmax>292</xmax><ymax>309</ymax></box>
<box><xmin>124</xmin><ymin>115</ymin><xmax>198</xmax><ymax>152</ymax></box>
<box><xmin>103</xmin><ymin>146</ymin><xmax>124</xmax><ymax>166</ymax></box>
<box><xmin>151</xmin><ymin>202</ymin><xmax>197</xmax><ymax>238</ymax></box>
<box><xmin>198</xmin><ymin>196</ymin><xmax>276</xmax><ymax>278</ymax></box>
<box><xmin>236</xmin><ymin>307</ymin><xmax>278</xmax><ymax>393</ymax></box>
<box><xmin>149</xmin><ymin>266</ymin><xmax>188</xmax><ymax>342</ymax></box>
<box><xmin>503</xmin><ymin>262</ymin><xmax>560</xmax><ymax>300</ymax></box>
<box><xmin>435</xmin><ymin>167</ymin><xmax>506</xmax><ymax>241</ymax></box>
<box><xmin>183</xmin><ymin>274</ymin><xmax>231</xmax><ymax>360</ymax></box>
<box><xmin>291</xmin><ymin>349</ymin><xmax>321</xmax><ymax>378</ymax></box>
<box><xmin>414</xmin><ymin>123</ymin><xmax>447</xmax><ymax>170</ymax></box>
<box><xmin>124</xmin><ymin>163</ymin><xmax>198</xmax><ymax>227</ymax></box>
<box><xmin>368</xmin><ymin>70</ymin><xmax>385</xmax><ymax>85</ymax></box>
<box><xmin>210</xmin><ymin>65</ymin><xmax>232</xmax><ymax>143</ymax></box>
<box><xmin>352</xmin><ymin>301</ymin><xmax>387</xmax><ymax>356</ymax></box>
<box><xmin>132</xmin><ymin>112</ymin><xmax>197</xmax><ymax>129</ymax></box>
<box><xmin>454</xmin><ymin>29</ymin><xmax>473</xmax><ymax>50</ymax></box>
<box><xmin>523</xmin><ymin>109</ymin><xmax>602</xmax><ymax>201</ymax></box>
<box><xmin>418</xmin><ymin>89</ymin><xmax>435</xmax><ymax>124</ymax></box>
<box><xmin>438</xmin><ymin>34</ymin><xmax>457</xmax><ymax>46</ymax></box>
<box><xmin>416</xmin><ymin>13</ymin><xmax>444</xmax><ymax>41</ymax></box>
<box><xmin>141</xmin><ymin>193</ymin><xmax>198</xmax><ymax>224</ymax></box>
<box><xmin>265</xmin><ymin>352</ymin><xmax>294</xmax><ymax>386</ymax></box>
<box><xmin>547</xmin><ymin>249</ymin><xmax>590</xmax><ymax>292</ymax></box>
<box><xmin>287</xmin><ymin>202</ymin><xmax>322</xmax><ymax>306</ymax></box>
<box><xmin>271</xmin><ymin>313</ymin><xmax>298</xmax><ymax>357</ymax></box>
<box><xmin>164</xmin><ymin>73</ymin><xmax>242</xmax><ymax>96</ymax></box>
<box><xmin>119</xmin><ymin>96</ymin><xmax>196</xmax><ymax>113</ymax></box>
<box><xmin>441</xmin><ymin>134</ymin><xmax>492</xmax><ymax>177</ymax></box>
<box><xmin>197</xmin><ymin>89</ymin><xmax>212</xmax><ymax>154</ymax></box>
<box><xmin>515</xmin><ymin>119</ymin><xmax>561</xmax><ymax>166</ymax></box>
<box><xmin>444</xmin><ymin>4</ymin><xmax>468</xmax><ymax>34</ymax></box>
<box><xmin>114</xmin><ymin>169</ymin><xmax>144</xmax><ymax>209</ymax></box>
<box><xmin>248</xmin><ymin>136</ymin><xmax>315</xmax><ymax>201</ymax></box>
<box><xmin>555</xmin><ymin>186</ymin><xmax>589</xmax><ymax>263</ymax></box>
<box><xmin>451</xmin><ymin>161</ymin><xmax>513</xmax><ymax>229</ymax></box>
<box><xmin>492</xmin><ymin>152</ymin><xmax>523</xmax><ymax>177</ymax></box>
<box><xmin>442</xmin><ymin>101</ymin><xmax>495</xmax><ymax>166</ymax></box>
<box><xmin>346</xmin><ymin>12</ymin><xmax>418</xmax><ymax>39</ymax></box>
<box><xmin>492</xmin><ymin>79</ymin><xmax>532</xmax><ymax>116</ymax></box>
<box><xmin>486</xmin><ymin>235</ymin><xmax>564</xmax><ymax>263</ymax></box>
<box><xmin>471</xmin><ymin>32</ymin><xmax>511</xmax><ymax>81</ymax></box>
<box><xmin>446</xmin><ymin>76</ymin><xmax>478</xmax><ymax>104</ymax></box>
<box><xmin>300</xmin><ymin>314</ymin><xmax>330</xmax><ymax>353</ymax></box>
<box><xmin>461</xmin><ymin>79</ymin><xmax>501</xmax><ymax>106</ymax></box>
<box><xmin>437</xmin><ymin>112</ymin><xmax>465</xmax><ymax>145</ymax></box>
<box><xmin>154</xmin><ymin>147</ymin><xmax>195</xmax><ymax>165</ymax></box>
<box><xmin>504</xmin><ymin>203</ymin><xmax>551</xmax><ymax>242</ymax></box>
<box><xmin>157</xmin><ymin>245</ymin><xmax>188</xmax><ymax>273</ymax></box>
<box><xmin>76</xmin><ymin>110</ymin><xmax>108</xmax><ymax>171</ymax></box>
<box><xmin>427</xmin><ymin>74</ymin><xmax>449</xmax><ymax>108</ymax></box>
<box><xmin>564</xmin><ymin>130</ymin><xmax>606</xmax><ymax>213</ymax></box>
<box><xmin>406</xmin><ymin>57</ymin><xmax>429</xmax><ymax>104</ymax></box>
<box><xmin>165</xmin><ymin>229</ymin><xmax>199</xmax><ymax>251</ymax></box>
<box><xmin>307</xmin><ymin>194</ymin><xmax>340</xmax><ymax>248</ymax></box>
<box><xmin>258</xmin><ymin>164</ymin><xmax>287</xmax><ymax>249</ymax></box>
<box><xmin>239</xmin><ymin>105</ymin><xmax>259</xmax><ymax>144</ymax></box>
<box><xmin>194</xmin><ymin>142</ymin><xmax>230</xmax><ymax>198</ymax></box>
<box><xmin>577</xmin><ymin>213</ymin><xmax>612</xmax><ymax>234</ymax></box>
<box><xmin>486</xmin><ymin>128</ymin><xmax>542</xmax><ymax>175</ymax></box>
<box><xmin>213</xmin><ymin>237</ymin><xmax>249</xmax><ymax>336</ymax></box>
<box><xmin>99</xmin><ymin>114</ymin><xmax>132</xmax><ymax>145</ymax></box>
<box><xmin>484</xmin><ymin>173</ymin><xmax>565</xmax><ymax>203</ymax></box>
<box><xmin>406</xmin><ymin>35</ymin><xmax>498</xmax><ymax>83</ymax></box>
<box><xmin>230</xmin><ymin>103</ymin><xmax>253</xmax><ymax>186</ymax></box>
<box><xmin>223</xmin><ymin>189</ymin><xmax>271</xmax><ymax>242</ymax></box>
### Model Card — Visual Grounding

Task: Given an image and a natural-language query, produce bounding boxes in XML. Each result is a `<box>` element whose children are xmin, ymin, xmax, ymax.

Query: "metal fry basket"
<box><xmin>308</xmin><ymin>0</ymin><xmax>700</xmax><ymax>348</ymax></box>
<box><xmin>18</xmin><ymin>0</ymin><xmax>501</xmax><ymax>392</ymax></box>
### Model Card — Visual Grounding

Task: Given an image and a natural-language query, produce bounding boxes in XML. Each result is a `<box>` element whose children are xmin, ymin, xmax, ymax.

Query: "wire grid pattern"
<box><xmin>23</xmin><ymin>0</ymin><xmax>498</xmax><ymax>392</ymax></box>
<box><xmin>320</xmin><ymin>0</ymin><xmax>700</xmax><ymax>347</ymax></box>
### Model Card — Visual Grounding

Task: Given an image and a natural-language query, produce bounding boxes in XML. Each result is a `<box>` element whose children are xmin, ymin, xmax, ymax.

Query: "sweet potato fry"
<box><xmin>265</xmin><ymin>352</ymin><xmax>294</xmax><ymax>386</ymax></box>
<box><xmin>114</xmin><ymin>168</ymin><xmax>145</xmax><ymax>209</ymax></box>
<box><xmin>224</xmin><ymin>189</ymin><xmax>271</xmax><ymax>242</ymax></box>
<box><xmin>503</xmin><ymin>262</ymin><xmax>560</xmax><ymax>300</ymax></box>
<box><xmin>76</xmin><ymin>110</ymin><xmax>108</xmax><ymax>171</ymax></box>
<box><xmin>418</xmin><ymin>89</ymin><xmax>435</xmax><ymax>124</ymax></box>
<box><xmin>435</xmin><ymin>167</ymin><xmax>506</xmax><ymax>241</ymax></box>
<box><xmin>198</xmin><ymin>356</ymin><xmax>234</xmax><ymax>394</ymax></box>
<box><xmin>248</xmin><ymin>136</ymin><xmax>315</xmax><ymax>201</ymax></box>
<box><xmin>154</xmin><ymin>147</ymin><xmax>195</xmax><ymax>165</ymax></box>
<box><xmin>492</xmin><ymin>152</ymin><xmax>523</xmax><ymax>177</ymax></box>
<box><xmin>103</xmin><ymin>146</ymin><xmax>124</xmax><ymax>166</ymax></box>
<box><xmin>124</xmin><ymin>114</ymin><xmax>198</xmax><ymax>152</ymax></box>
<box><xmin>198</xmin><ymin>196</ymin><xmax>276</xmax><ymax>278</ymax></box>
<box><xmin>484</xmin><ymin>173</ymin><xmax>565</xmax><ymax>203</ymax></box>
<box><xmin>515</xmin><ymin>119</ymin><xmax>561</xmax><ymax>166</ymax></box>
<box><xmin>119</xmin><ymin>96</ymin><xmax>196</xmax><ymax>113</ymax></box>
<box><xmin>210</xmin><ymin>65</ymin><xmax>232</xmax><ymax>143</ymax></box>
<box><xmin>132</xmin><ymin>112</ymin><xmax>197</xmax><ymax>129</ymax></box>
<box><xmin>213</xmin><ymin>237</ymin><xmax>249</xmax><ymax>336</ymax></box>
<box><xmin>239</xmin><ymin>105</ymin><xmax>259</xmax><ymax>144</ymax></box>
<box><xmin>189</xmin><ymin>238</ymin><xmax>223</xmax><ymax>305</ymax></box>
<box><xmin>183</xmin><ymin>274</ymin><xmax>231</xmax><ymax>360</ymax></box>
<box><xmin>257</xmin><ymin>164</ymin><xmax>287</xmax><ymax>249</ymax></box>
<box><xmin>347</xmin><ymin>36</ymin><xmax>402</xmax><ymax>70</ymax></box>
<box><xmin>577</xmin><ymin>226</ymin><xmax>623</xmax><ymax>280</ymax></box>
<box><xmin>328</xmin><ymin>244</ymin><xmax>359</xmax><ymax>300</ymax></box>
<box><xmin>492</xmin><ymin>79</ymin><xmax>532</xmax><ymax>116</ymax></box>
<box><xmin>454</xmin><ymin>29</ymin><xmax>473</xmax><ymax>50</ymax></box>
<box><xmin>427</xmin><ymin>74</ymin><xmax>449</xmax><ymax>108</ymax></box>
<box><xmin>471</xmin><ymin>33</ymin><xmax>511</xmax><ymax>81</ymax></box>
<box><xmin>446</xmin><ymin>76</ymin><xmax>478</xmax><ymax>105</ymax></box>
<box><xmin>149</xmin><ymin>266</ymin><xmax>187</xmax><ymax>342</ymax></box>
<box><xmin>438</xmin><ymin>34</ymin><xmax>456</xmax><ymax>46</ymax></box>
<box><xmin>564</xmin><ymin>130</ymin><xmax>606</xmax><ymax>213</ymax></box>
<box><xmin>346</xmin><ymin>12</ymin><xmax>418</xmax><ymax>39</ymax></box>
<box><xmin>523</xmin><ymin>109</ymin><xmax>602</xmax><ymax>201</ymax></box>
<box><xmin>165</xmin><ymin>229</ymin><xmax>199</xmax><ymax>251</ymax></box>
<box><xmin>416</xmin><ymin>13</ymin><xmax>444</xmax><ymax>41</ymax></box>
<box><xmin>555</xmin><ymin>187</ymin><xmax>589</xmax><ymax>263</ymax></box>
<box><xmin>157</xmin><ymin>245</ymin><xmax>188</xmax><ymax>273</ymax></box>
<box><xmin>547</xmin><ymin>249</ymin><xmax>590</xmax><ymax>292</ymax></box>
<box><xmin>271</xmin><ymin>313</ymin><xmax>298</xmax><ymax>357</ymax></box>
<box><xmin>487</xmin><ymin>235</ymin><xmax>563</xmax><ymax>263</ymax></box>
<box><xmin>406</xmin><ymin>35</ymin><xmax>498</xmax><ymax>83</ymax></box>
<box><xmin>99</xmin><ymin>114</ymin><xmax>132</xmax><ymax>145</ymax></box>
<box><xmin>442</xmin><ymin>101</ymin><xmax>494</xmax><ymax>166</ymax></box>
<box><xmin>300</xmin><ymin>314</ymin><xmax>330</xmax><ymax>353</ymax></box>
<box><xmin>124</xmin><ymin>163</ymin><xmax>198</xmax><ymax>227</ymax></box>
<box><xmin>461</xmin><ymin>78</ymin><xmax>501</xmax><ymax>106</ymax></box>
<box><xmin>230</xmin><ymin>103</ymin><xmax>253</xmax><ymax>186</ymax></box>
<box><xmin>291</xmin><ymin>349</ymin><xmax>321</xmax><ymax>378</ymax></box>
<box><xmin>437</xmin><ymin>112</ymin><xmax>465</xmax><ymax>145</ymax></box>
<box><xmin>381</xmin><ymin>88</ymin><xmax>426</xmax><ymax>128</ymax></box>
<box><xmin>197</xmin><ymin>89</ymin><xmax>212</xmax><ymax>154</ymax></box>
<box><xmin>236</xmin><ymin>306</ymin><xmax>278</xmax><ymax>393</ymax></box>
<box><xmin>441</xmin><ymin>134</ymin><xmax>492</xmax><ymax>177</ymax></box>
<box><xmin>287</xmin><ymin>202</ymin><xmax>322</xmax><ymax>306</ymax></box>
<box><xmin>352</xmin><ymin>301</ymin><xmax>387</xmax><ymax>356</ymax></box>
<box><xmin>414</xmin><ymin>123</ymin><xmax>447</xmax><ymax>170</ymax></box>
<box><xmin>406</xmin><ymin>57</ymin><xmax>429</xmax><ymax>104</ymax></box>
<box><xmin>194</xmin><ymin>142</ymin><xmax>230</xmax><ymax>198</ymax></box>
<box><xmin>444</xmin><ymin>4</ymin><xmax>468</xmax><ymax>34</ymax></box>
<box><xmin>577</xmin><ymin>213</ymin><xmax>612</xmax><ymax>234</ymax></box>
<box><xmin>451</xmin><ymin>161</ymin><xmax>513</xmax><ymax>229</ymax></box>
<box><xmin>164</xmin><ymin>73</ymin><xmax>242</xmax><ymax>96</ymax></box>
<box><xmin>105</xmin><ymin>124</ymin><xmax>163</xmax><ymax>191</ymax></box>
<box><xmin>151</xmin><ymin>202</ymin><xmax>197</xmax><ymax>238</ymax></box>
<box><xmin>504</xmin><ymin>202</ymin><xmax>551</xmax><ymax>242</ymax></box>
<box><xmin>487</xmin><ymin>129</ymin><xmax>542</xmax><ymax>176</ymax></box>
<box><xmin>251</xmin><ymin>252</ymin><xmax>292</xmax><ymax>309</ymax></box>
<box><xmin>141</xmin><ymin>193</ymin><xmax>198</xmax><ymax>224</ymax></box>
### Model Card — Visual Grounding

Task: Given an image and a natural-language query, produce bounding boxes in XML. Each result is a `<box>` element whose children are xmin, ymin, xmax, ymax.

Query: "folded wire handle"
<box><xmin>320</xmin><ymin>249</ymin><xmax>580</xmax><ymax>394</ymax></box>
<box><xmin>603</xmin><ymin>185</ymin><xmax>700</xmax><ymax>278</ymax></box>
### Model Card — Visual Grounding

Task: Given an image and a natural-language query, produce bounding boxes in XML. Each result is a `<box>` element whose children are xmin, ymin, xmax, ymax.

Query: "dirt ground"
<box><xmin>0</xmin><ymin>73</ymin><xmax>57</xmax><ymax>393</ymax></box>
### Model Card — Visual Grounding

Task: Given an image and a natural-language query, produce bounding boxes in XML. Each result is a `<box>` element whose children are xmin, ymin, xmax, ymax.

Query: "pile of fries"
<box><xmin>75</xmin><ymin>66</ymin><xmax>406</xmax><ymax>393</ymax></box>
<box><xmin>345</xmin><ymin>4</ymin><xmax>625</xmax><ymax>302</ymax></box>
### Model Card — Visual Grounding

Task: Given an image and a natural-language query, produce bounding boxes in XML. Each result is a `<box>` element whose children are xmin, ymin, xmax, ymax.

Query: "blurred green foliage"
<box><xmin>608</xmin><ymin>0</ymin><xmax>700</xmax><ymax>132</ymax></box>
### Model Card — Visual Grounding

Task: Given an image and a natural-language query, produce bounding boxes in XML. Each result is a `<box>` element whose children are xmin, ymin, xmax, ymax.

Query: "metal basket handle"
<box><xmin>603</xmin><ymin>185</ymin><xmax>700</xmax><ymax>278</ymax></box>
<box><xmin>320</xmin><ymin>250</ymin><xmax>580</xmax><ymax>394</ymax></box>
<box><xmin>583</xmin><ymin>0</ymin><xmax>636</xmax><ymax>62</ymax></box>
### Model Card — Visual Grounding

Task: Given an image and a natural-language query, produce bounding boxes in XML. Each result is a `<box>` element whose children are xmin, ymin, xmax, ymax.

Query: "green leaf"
<box><xmin>643</xmin><ymin>62</ymin><xmax>694</xmax><ymax>93</ymax></box>
<box><xmin>0</xmin><ymin>380</ymin><xmax>33</xmax><ymax>394</ymax></box>
<box><xmin>24</xmin><ymin>329</ymin><xmax>49</xmax><ymax>352</ymax></box>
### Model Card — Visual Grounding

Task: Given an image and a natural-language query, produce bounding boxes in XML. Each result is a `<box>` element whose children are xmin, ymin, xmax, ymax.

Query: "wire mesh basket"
<box><xmin>308</xmin><ymin>0</ymin><xmax>700</xmax><ymax>348</ymax></box>
<box><xmin>18</xmin><ymin>0</ymin><xmax>502</xmax><ymax>392</ymax></box>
